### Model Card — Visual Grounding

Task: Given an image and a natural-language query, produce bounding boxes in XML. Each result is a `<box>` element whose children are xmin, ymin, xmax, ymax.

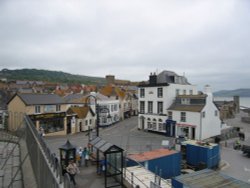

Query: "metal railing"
<box><xmin>24</xmin><ymin>115</ymin><xmax>72</xmax><ymax>188</ymax></box>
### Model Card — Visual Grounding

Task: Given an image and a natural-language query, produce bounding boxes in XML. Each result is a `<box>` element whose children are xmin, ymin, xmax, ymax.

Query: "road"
<box><xmin>45</xmin><ymin>116</ymin><xmax>175</xmax><ymax>156</ymax></box>
<box><xmin>221</xmin><ymin>145</ymin><xmax>250</xmax><ymax>183</ymax></box>
<box><xmin>45</xmin><ymin>116</ymin><xmax>250</xmax><ymax>183</ymax></box>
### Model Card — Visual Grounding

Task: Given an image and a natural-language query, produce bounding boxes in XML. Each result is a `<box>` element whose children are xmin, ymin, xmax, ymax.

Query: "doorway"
<box><xmin>79</xmin><ymin>122</ymin><xmax>82</xmax><ymax>132</ymax></box>
<box><xmin>67</xmin><ymin>118</ymin><xmax>71</xmax><ymax>134</ymax></box>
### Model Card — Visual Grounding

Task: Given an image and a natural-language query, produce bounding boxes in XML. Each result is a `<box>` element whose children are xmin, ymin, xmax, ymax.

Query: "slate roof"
<box><xmin>128</xmin><ymin>148</ymin><xmax>177</xmax><ymax>162</ymax></box>
<box><xmin>168</xmin><ymin>104</ymin><xmax>205</xmax><ymax>112</ymax></box>
<box><xmin>64</xmin><ymin>93</ymin><xmax>86</xmax><ymax>103</ymax></box>
<box><xmin>157</xmin><ymin>71</ymin><xmax>190</xmax><ymax>85</ymax></box>
<box><xmin>16</xmin><ymin>93</ymin><xmax>65</xmax><ymax>105</ymax></box>
<box><xmin>177</xmin><ymin>94</ymin><xmax>207</xmax><ymax>99</ymax></box>
<box><xmin>168</xmin><ymin>94</ymin><xmax>206</xmax><ymax>112</ymax></box>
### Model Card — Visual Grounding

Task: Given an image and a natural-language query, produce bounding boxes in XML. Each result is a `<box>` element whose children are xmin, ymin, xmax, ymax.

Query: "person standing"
<box><xmin>77</xmin><ymin>147</ymin><xmax>83</xmax><ymax>167</ymax></box>
<box><xmin>82</xmin><ymin>147</ymin><xmax>90</xmax><ymax>167</ymax></box>
<box><xmin>66</xmin><ymin>160</ymin><xmax>79</xmax><ymax>186</ymax></box>
<box><xmin>39</xmin><ymin>127</ymin><xmax>45</xmax><ymax>137</ymax></box>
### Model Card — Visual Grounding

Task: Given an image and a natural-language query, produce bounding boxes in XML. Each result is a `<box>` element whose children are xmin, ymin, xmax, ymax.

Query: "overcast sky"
<box><xmin>0</xmin><ymin>0</ymin><xmax>250</xmax><ymax>91</ymax></box>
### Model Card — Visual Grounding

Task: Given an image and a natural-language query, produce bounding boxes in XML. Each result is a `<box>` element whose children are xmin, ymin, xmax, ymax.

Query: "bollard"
<box><xmin>225</xmin><ymin>141</ymin><xmax>227</xmax><ymax>147</ymax></box>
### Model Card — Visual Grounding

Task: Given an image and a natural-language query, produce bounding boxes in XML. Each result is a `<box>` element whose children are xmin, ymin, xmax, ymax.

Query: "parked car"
<box><xmin>241</xmin><ymin>138</ymin><xmax>250</xmax><ymax>157</ymax></box>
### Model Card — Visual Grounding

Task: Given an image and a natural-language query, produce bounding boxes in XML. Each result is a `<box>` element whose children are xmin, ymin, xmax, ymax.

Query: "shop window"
<box><xmin>41</xmin><ymin>118</ymin><xmax>64</xmax><ymax>133</ymax></box>
<box><xmin>147</xmin><ymin>118</ymin><xmax>152</xmax><ymax>129</ymax></box>
<box><xmin>152</xmin><ymin>119</ymin><xmax>157</xmax><ymax>130</ymax></box>
<box><xmin>158</xmin><ymin>119</ymin><xmax>163</xmax><ymax>131</ymax></box>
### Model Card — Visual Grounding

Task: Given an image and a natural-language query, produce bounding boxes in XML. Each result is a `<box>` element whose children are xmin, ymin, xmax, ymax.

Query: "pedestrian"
<box><xmin>38</xmin><ymin>127</ymin><xmax>45</xmax><ymax>137</ymax></box>
<box><xmin>82</xmin><ymin>147</ymin><xmax>90</xmax><ymax>167</ymax></box>
<box><xmin>77</xmin><ymin>147</ymin><xmax>83</xmax><ymax>167</ymax></box>
<box><xmin>66</xmin><ymin>160</ymin><xmax>79</xmax><ymax>186</ymax></box>
<box><xmin>100</xmin><ymin>157</ymin><xmax>106</xmax><ymax>175</ymax></box>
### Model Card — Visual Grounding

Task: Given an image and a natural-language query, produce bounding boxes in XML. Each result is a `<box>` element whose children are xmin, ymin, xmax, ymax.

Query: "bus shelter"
<box><xmin>89</xmin><ymin>137</ymin><xmax>124</xmax><ymax>188</ymax></box>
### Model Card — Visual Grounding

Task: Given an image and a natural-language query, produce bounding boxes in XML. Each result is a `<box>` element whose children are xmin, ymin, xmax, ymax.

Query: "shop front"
<box><xmin>29</xmin><ymin>112</ymin><xmax>67</xmax><ymax>135</ymax></box>
<box><xmin>176</xmin><ymin>123</ymin><xmax>196</xmax><ymax>140</ymax></box>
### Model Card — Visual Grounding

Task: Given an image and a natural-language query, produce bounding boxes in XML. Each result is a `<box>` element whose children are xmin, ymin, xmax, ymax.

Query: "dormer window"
<box><xmin>181</xmin><ymin>98</ymin><xmax>190</xmax><ymax>105</ymax></box>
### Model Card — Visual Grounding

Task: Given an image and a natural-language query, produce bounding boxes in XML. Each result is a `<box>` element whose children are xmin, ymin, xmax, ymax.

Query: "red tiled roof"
<box><xmin>128</xmin><ymin>148</ymin><xmax>177</xmax><ymax>162</ymax></box>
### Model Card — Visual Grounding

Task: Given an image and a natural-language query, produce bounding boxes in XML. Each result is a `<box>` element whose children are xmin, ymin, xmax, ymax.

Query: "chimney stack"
<box><xmin>149</xmin><ymin>72</ymin><xmax>157</xmax><ymax>85</ymax></box>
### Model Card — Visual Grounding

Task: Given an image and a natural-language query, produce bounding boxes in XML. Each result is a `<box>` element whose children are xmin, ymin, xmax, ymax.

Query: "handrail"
<box><xmin>24</xmin><ymin>115</ymin><xmax>66</xmax><ymax>188</ymax></box>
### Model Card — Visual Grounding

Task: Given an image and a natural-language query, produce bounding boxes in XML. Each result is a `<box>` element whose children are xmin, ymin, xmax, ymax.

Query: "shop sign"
<box><xmin>29</xmin><ymin>112</ymin><xmax>66</xmax><ymax>120</ymax></box>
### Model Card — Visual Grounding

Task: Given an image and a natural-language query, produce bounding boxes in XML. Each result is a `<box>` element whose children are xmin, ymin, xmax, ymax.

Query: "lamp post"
<box><xmin>86</xmin><ymin>94</ymin><xmax>111</xmax><ymax>173</ymax></box>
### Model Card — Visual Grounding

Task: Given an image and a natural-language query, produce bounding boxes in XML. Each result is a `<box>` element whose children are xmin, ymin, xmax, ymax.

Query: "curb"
<box><xmin>219</xmin><ymin>160</ymin><xmax>230</xmax><ymax>171</ymax></box>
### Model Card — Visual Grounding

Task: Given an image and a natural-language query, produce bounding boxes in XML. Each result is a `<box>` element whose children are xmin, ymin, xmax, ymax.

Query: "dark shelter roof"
<box><xmin>89</xmin><ymin>137</ymin><xmax>123</xmax><ymax>154</ymax></box>
<box><xmin>59</xmin><ymin>140</ymin><xmax>76</xmax><ymax>150</ymax></box>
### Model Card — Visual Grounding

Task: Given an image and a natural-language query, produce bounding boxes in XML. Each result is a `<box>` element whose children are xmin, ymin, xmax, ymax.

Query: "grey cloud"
<box><xmin>0</xmin><ymin>0</ymin><xmax>250</xmax><ymax>91</ymax></box>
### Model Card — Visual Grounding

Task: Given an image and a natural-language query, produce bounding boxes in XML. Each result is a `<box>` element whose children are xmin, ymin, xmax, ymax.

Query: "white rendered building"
<box><xmin>168</xmin><ymin>85</ymin><xmax>221</xmax><ymax>140</ymax></box>
<box><xmin>96</xmin><ymin>93</ymin><xmax>120</xmax><ymax>127</ymax></box>
<box><xmin>138</xmin><ymin>71</ymin><xmax>197</xmax><ymax>132</ymax></box>
<box><xmin>138</xmin><ymin>71</ymin><xmax>221</xmax><ymax>140</ymax></box>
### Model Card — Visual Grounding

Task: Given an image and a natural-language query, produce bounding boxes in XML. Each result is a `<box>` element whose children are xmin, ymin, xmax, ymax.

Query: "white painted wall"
<box><xmin>170</xmin><ymin>86</ymin><xmax>221</xmax><ymax>140</ymax></box>
<box><xmin>175</xmin><ymin>112</ymin><xmax>200</xmax><ymax>139</ymax></box>
<box><xmin>140</xmin><ymin>84</ymin><xmax>197</xmax><ymax>115</ymax></box>
<box><xmin>200</xmin><ymin>87</ymin><xmax>221</xmax><ymax>139</ymax></box>
<box><xmin>98</xmin><ymin>99</ymin><xmax>120</xmax><ymax>125</ymax></box>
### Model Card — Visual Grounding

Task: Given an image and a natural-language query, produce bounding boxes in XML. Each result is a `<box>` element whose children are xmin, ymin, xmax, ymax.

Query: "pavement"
<box><xmin>0</xmin><ymin>132</ymin><xmax>22</xmax><ymax>188</ymax></box>
<box><xmin>74</xmin><ymin>163</ymin><xmax>108</xmax><ymax>188</ymax></box>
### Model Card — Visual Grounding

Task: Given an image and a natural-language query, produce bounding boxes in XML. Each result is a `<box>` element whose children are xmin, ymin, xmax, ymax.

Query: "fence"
<box><xmin>24</xmin><ymin>115</ymin><xmax>72</xmax><ymax>188</ymax></box>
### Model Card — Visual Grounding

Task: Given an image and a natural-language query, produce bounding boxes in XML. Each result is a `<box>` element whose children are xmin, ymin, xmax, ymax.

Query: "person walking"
<box><xmin>82</xmin><ymin>147</ymin><xmax>90</xmax><ymax>167</ymax></box>
<box><xmin>66</xmin><ymin>160</ymin><xmax>79</xmax><ymax>186</ymax></box>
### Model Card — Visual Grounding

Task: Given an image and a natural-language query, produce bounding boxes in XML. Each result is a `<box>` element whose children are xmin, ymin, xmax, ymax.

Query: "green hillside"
<box><xmin>0</xmin><ymin>68</ymin><xmax>106</xmax><ymax>84</ymax></box>
<box><xmin>213</xmin><ymin>89</ymin><xmax>250</xmax><ymax>97</ymax></box>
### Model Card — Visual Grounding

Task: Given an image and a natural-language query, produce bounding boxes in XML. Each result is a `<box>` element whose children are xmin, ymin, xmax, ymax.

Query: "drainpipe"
<box><xmin>199</xmin><ymin>113</ymin><xmax>202</xmax><ymax>141</ymax></box>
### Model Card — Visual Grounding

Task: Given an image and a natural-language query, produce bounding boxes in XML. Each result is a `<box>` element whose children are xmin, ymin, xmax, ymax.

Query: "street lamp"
<box><xmin>85</xmin><ymin>94</ymin><xmax>112</xmax><ymax>172</ymax></box>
